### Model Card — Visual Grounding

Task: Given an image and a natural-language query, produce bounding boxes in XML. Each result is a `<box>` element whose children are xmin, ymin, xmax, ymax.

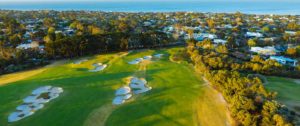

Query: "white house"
<box><xmin>270</xmin><ymin>56</ymin><xmax>298</xmax><ymax>67</ymax></box>
<box><xmin>213</xmin><ymin>39</ymin><xmax>227</xmax><ymax>44</ymax></box>
<box><xmin>224</xmin><ymin>24</ymin><xmax>233</xmax><ymax>29</ymax></box>
<box><xmin>185</xmin><ymin>33</ymin><xmax>217</xmax><ymax>41</ymax></box>
<box><xmin>245</xmin><ymin>32</ymin><xmax>263</xmax><ymax>38</ymax></box>
<box><xmin>263</xmin><ymin>18</ymin><xmax>274</xmax><ymax>22</ymax></box>
<box><xmin>285</xmin><ymin>31</ymin><xmax>297</xmax><ymax>35</ymax></box>
<box><xmin>250</xmin><ymin>46</ymin><xmax>277</xmax><ymax>55</ymax></box>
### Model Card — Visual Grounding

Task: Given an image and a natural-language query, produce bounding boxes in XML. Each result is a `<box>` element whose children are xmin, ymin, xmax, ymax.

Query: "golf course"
<box><xmin>0</xmin><ymin>47</ymin><xmax>231</xmax><ymax>126</ymax></box>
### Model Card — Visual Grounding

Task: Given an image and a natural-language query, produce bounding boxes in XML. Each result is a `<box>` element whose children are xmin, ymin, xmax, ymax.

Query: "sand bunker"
<box><xmin>113</xmin><ymin>86</ymin><xmax>132</xmax><ymax>105</ymax></box>
<box><xmin>153</xmin><ymin>54</ymin><xmax>163</xmax><ymax>58</ymax></box>
<box><xmin>129</xmin><ymin>77</ymin><xmax>152</xmax><ymax>94</ymax></box>
<box><xmin>128</xmin><ymin>54</ymin><xmax>163</xmax><ymax>65</ymax></box>
<box><xmin>89</xmin><ymin>63</ymin><xmax>107</xmax><ymax>72</ymax></box>
<box><xmin>73</xmin><ymin>59</ymin><xmax>88</xmax><ymax>64</ymax></box>
<box><xmin>143</xmin><ymin>55</ymin><xmax>152</xmax><ymax>60</ymax></box>
<box><xmin>8</xmin><ymin>86</ymin><xmax>63</xmax><ymax>123</ymax></box>
<box><xmin>128</xmin><ymin>58</ymin><xmax>144</xmax><ymax>64</ymax></box>
<box><xmin>112</xmin><ymin>77</ymin><xmax>152</xmax><ymax>105</ymax></box>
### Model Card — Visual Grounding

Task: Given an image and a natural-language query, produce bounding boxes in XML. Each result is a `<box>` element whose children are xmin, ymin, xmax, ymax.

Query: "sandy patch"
<box><xmin>83</xmin><ymin>104</ymin><xmax>115</xmax><ymax>126</ymax></box>
<box><xmin>0</xmin><ymin>60</ymin><xmax>66</xmax><ymax>86</ymax></box>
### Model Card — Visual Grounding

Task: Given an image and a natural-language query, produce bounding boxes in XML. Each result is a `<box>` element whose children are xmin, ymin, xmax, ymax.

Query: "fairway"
<box><xmin>266</xmin><ymin>76</ymin><xmax>300</xmax><ymax>123</ymax></box>
<box><xmin>0</xmin><ymin>47</ymin><xmax>231</xmax><ymax>126</ymax></box>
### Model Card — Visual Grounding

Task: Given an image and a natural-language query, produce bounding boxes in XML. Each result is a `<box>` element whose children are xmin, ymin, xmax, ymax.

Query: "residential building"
<box><xmin>270</xmin><ymin>56</ymin><xmax>298</xmax><ymax>66</ymax></box>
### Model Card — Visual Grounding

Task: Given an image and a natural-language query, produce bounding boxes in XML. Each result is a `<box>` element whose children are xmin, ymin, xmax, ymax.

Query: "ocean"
<box><xmin>0</xmin><ymin>1</ymin><xmax>299</xmax><ymax>15</ymax></box>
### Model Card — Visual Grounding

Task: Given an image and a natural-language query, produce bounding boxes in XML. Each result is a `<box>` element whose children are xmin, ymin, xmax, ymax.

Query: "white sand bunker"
<box><xmin>73</xmin><ymin>59</ymin><xmax>88</xmax><ymax>64</ymax></box>
<box><xmin>143</xmin><ymin>55</ymin><xmax>152</xmax><ymax>60</ymax></box>
<box><xmin>129</xmin><ymin>77</ymin><xmax>152</xmax><ymax>94</ymax></box>
<box><xmin>112</xmin><ymin>77</ymin><xmax>152</xmax><ymax>105</ymax></box>
<box><xmin>128</xmin><ymin>58</ymin><xmax>144</xmax><ymax>64</ymax></box>
<box><xmin>89</xmin><ymin>63</ymin><xmax>107</xmax><ymax>72</ymax></box>
<box><xmin>153</xmin><ymin>54</ymin><xmax>163</xmax><ymax>58</ymax></box>
<box><xmin>128</xmin><ymin>54</ymin><xmax>163</xmax><ymax>65</ymax></box>
<box><xmin>113</xmin><ymin>86</ymin><xmax>132</xmax><ymax>105</ymax></box>
<box><xmin>8</xmin><ymin>86</ymin><xmax>63</xmax><ymax>123</ymax></box>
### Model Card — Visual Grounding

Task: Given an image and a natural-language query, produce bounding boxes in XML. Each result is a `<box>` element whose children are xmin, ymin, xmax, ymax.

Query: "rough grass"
<box><xmin>0</xmin><ymin>47</ymin><xmax>231</xmax><ymax>126</ymax></box>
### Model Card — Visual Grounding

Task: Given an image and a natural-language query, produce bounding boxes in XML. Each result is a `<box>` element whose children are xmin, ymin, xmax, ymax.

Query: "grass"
<box><xmin>265</xmin><ymin>76</ymin><xmax>300</xmax><ymax>123</ymax></box>
<box><xmin>266</xmin><ymin>76</ymin><xmax>300</xmax><ymax>106</ymax></box>
<box><xmin>0</xmin><ymin>47</ymin><xmax>231</xmax><ymax>126</ymax></box>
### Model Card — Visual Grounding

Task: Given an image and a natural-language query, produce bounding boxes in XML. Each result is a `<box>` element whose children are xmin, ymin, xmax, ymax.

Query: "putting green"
<box><xmin>0</xmin><ymin>47</ymin><xmax>231</xmax><ymax>126</ymax></box>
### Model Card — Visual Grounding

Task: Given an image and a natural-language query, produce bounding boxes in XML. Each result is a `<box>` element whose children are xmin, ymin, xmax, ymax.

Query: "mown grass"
<box><xmin>266</xmin><ymin>76</ymin><xmax>300</xmax><ymax>123</ymax></box>
<box><xmin>0</xmin><ymin>47</ymin><xmax>231</xmax><ymax>126</ymax></box>
<box><xmin>266</xmin><ymin>76</ymin><xmax>300</xmax><ymax>110</ymax></box>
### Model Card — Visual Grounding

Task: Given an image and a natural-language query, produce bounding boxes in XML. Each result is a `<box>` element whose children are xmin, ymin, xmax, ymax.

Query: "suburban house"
<box><xmin>16</xmin><ymin>41</ymin><xmax>43</xmax><ymax>50</ymax></box>
<box><xmin>245</xmin><ymin>32</ymin><xmax>264</xmax><ymax>38</ymax></box>
<box><xmin>250</xmin><ymin>46</ymin><xmax>278</xmax><ymax>55</ymax></box>
<box><xmin>270</xmin><ymin>56</ymin><xmax>298</xmax><ymax>67</ymax></box>
<box><xmin>213</xmin><ymin>39</ymin><xmax>227</xmax><ymax>44</ymax></box>
<box><xmin>285</xmin><ymin>31</ymin><xmax>297</xmax><ymax>35</ymax></box>
<box><xmin>185</xmin><ymin>33</ymin><xmax>217</xmax><ymax>41</ymax></box>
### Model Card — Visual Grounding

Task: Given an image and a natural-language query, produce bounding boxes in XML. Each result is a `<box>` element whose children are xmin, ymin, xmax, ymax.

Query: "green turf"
<box><xmin>0</xmin><ymin>47</ymin><xmax>230</xmax><ymax>126</ymax></box>
<box><xmin>265</xmin><ymin>76</ymin><xmax>300</xmax><ymax>115</ymax></box>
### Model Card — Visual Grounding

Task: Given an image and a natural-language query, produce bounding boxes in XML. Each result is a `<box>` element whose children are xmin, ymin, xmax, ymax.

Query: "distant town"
<box><xmin>0</xmin><ymin>11</ymin><xmax>299</xmax><ymax>75</ymax></box>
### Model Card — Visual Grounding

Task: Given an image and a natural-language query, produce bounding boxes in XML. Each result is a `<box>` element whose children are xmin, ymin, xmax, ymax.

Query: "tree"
<box><xmin>88</xmin><ymin>25</ymin><xmax>103</xmax><ymax>35</ymax></box>
<box><xmin>227</xmin><ymin>36</ymin><xmax>237</xmax><ymax>49</ymax></box>
<box><xmin>216</xmin><ymin>45</ymin><xmax>228</xmax><ymax>54</ymax></box>
<box><xmin>9</xmin><ymin>34</ymin><xmax>21</xmax><ymax>47</ymax></box>
<box><xmin>43</xmin><ymin>18</ymin><xmax>54</xmax><ymax>28</ymax></box>
<box><xmin>120</xmin><ymin>37</ymin><xmax>128</xmax><ymax>50</ymax></box>
<box><xmin>262</xmin><ymin>26</ymin><xmax>270</xmax><ymax>33</ymax></box>
<box><xmin>286</xmin><ymin>48</ymin><xmax>297</xmax><ymax>56</ymax></box>
<box><xmin>206</xmin><ymin>19</ymin><xmax>215</xmax><ymax>28</ymax></box>
<box><xmin>287</xmin><ymin>22</ymin><xmax>298</xmax><ymax>30</ymax></box>
<box><xmin>247</xmin><ymin>39</ymin><xmax>256</xmax><ymax>47</ymax></box>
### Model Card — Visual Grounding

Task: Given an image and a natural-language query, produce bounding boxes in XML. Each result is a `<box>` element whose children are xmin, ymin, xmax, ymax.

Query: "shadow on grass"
<box><xmin>106</xmin><ymin>98</ymin><xmax>185</xmax><ymax>126</ymax></box>
<box><xmin>76</xmin><ymin>68</ymin><xmax>89</xmax><ymax>71</ymax></box>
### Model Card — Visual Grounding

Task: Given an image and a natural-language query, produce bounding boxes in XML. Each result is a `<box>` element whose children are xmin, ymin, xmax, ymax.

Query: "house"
<box><xmin>224</xmin><ymin>24</ymin><xmax>233</xmax><ymax>29</ymax></box>
<box><xmin>285</xmin><ymin>31</ymin><xmax>297</xmax><ymax>35</ymax></box>
<box><xmin>274</xmin><ymin>45</ymin><xmax>288</xmax><ymax>52</ymax></box>
<box><xmin>16</xmin><ymin>41</ymin><xmax>40</xmax><ymax>50</ymax></box>
<box><xmin>270</xmin><ymin>56</ymin><xmax>298</xmax><ymax>66</ymax></box>
<box><xmin>250</xmin><ymin>46</ymin><xmax>278</xmax><ymax>55</ymax></box>
<box><xmin>188</xmin><ymin>33</ymin><xmax>217</xmax><ymax>41</ymax></box>
<box><xmin>55</xmin><ymin>30</ymin><xmax>63</xmax><ymax>34</ymax></box>
<box><xmin>263</xmin><ymin>18</ymin><xmax>274</xmax><ymax>22</ymax></box>
<box><xmin>245</xmin><ymin>32</ymin><xmax>263</xmax><ymax>38</ymax></box>
<box><xmin>143</xmin><ymin>21</ymin><xmax>152</xmax><ymax>27</ymax></box>
<box><xmin>213</xmin><ymin>39</ymin><xmax>227</xmax><ymax>44</ymax></box>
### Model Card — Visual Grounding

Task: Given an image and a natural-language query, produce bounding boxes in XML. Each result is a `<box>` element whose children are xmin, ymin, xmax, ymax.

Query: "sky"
<box><xmin>0</xmin><ymin>0</ymin><xmax>299</xmax><ymax>2</ymax></box>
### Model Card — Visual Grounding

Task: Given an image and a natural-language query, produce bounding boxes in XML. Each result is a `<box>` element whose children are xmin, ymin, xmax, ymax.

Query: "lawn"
<box><xmin>0</xmin><ymin>47</ymin><xmax>231</xmax><ymax>126</ymax></box>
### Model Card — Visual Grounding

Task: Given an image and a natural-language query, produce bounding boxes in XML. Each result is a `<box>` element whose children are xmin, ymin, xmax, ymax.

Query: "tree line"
<box><xmin>186</xmin><ymin>39</ymin><xmax>296</xmax><ymax>125</ymax></box>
